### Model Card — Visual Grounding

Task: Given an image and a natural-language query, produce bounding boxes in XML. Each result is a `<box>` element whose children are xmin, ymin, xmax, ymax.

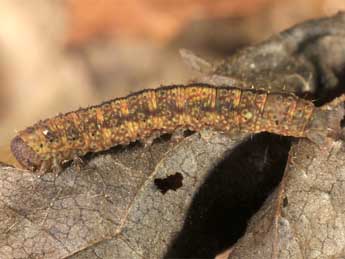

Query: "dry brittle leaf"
<box><xmin>229</xmin><ymin>139</ymin><xmax>345</xmax><ymax>259</ymax></box>
<box><xmin>0</xmin><ymin>132</ymin><xmax>251</xmax><ymax>258</ymax></box>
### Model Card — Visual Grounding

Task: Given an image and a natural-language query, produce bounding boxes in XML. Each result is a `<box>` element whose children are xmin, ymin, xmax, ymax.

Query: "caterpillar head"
<box><xmin>11</xmin><ymin>135</ymin><xmax>43</xmax><ymax>171</ymax></box>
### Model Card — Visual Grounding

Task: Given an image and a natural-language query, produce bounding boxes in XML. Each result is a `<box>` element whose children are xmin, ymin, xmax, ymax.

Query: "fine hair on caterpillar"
<box><xmin>10</xmin><ymin>83</ymin><xmax>345</xmax><ymax>175</ymax></box>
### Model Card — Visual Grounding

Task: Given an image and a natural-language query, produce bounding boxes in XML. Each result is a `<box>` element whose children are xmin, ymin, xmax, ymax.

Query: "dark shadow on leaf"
<box><xmin>165</xmin><ymin>133</ymin><xmax>291</xmax><ymax>258</ymax></box>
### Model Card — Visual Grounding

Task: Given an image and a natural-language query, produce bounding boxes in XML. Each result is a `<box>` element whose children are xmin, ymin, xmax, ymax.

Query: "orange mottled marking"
<box><xmin>255</xmin><ymin>92</ymin><xmax>267</xmax><ymax>113</ymax></box>
<box><xmin>233</xmin><ymin>89</ymin><xmax>241</xmax><ymax>107</ymax></box>
<box><xmin>147</xmin><ymin>90</ymin><xmax>157</xmax><ymax>112</ymax></box>
<box><xmin>96</xmin><ymin>108</ymin><xmax>104</xmax><ymax>123</ymax></box>
<box><xmin>119</xmin><ymin>99</ymin><xmax>129</xmax><ymax>116</ymax></box>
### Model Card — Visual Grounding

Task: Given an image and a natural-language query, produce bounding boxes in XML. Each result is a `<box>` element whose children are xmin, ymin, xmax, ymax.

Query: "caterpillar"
<box><xmin>10</xmin><ymin>83</ymin><xmax>344</xmax><ymax>175</ymax></box>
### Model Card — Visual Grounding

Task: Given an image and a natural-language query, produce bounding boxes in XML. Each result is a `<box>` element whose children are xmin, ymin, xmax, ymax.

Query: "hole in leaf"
<box><xmin>154</xmin><ymin>172</ymin><xmax>183</xmax><ymax>194</ymax></box>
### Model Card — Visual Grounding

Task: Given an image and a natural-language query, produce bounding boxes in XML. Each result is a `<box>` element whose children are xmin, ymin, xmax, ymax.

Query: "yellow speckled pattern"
<box><xmin>12</xmin><ymin>84</ymin><xmax>317</xmax><ymax>172</ymax></box>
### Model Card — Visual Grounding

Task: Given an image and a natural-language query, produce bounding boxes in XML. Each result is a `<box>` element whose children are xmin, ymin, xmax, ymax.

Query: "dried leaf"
<box><xmin>0</xmin><ymin>133</ymin><xmax>248</xmax><ymax>258</ymax></box>
<box><xmin>229</xmin><ymin>139</ymin><xmax>345</xmax><ymax>258</ymax></box>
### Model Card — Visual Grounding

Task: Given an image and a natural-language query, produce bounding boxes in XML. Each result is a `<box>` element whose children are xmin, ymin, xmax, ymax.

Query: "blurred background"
<box><xmin>0</xmin><ymin>0</ymin><xmax>344</xmax><ymax>166</ymax></box>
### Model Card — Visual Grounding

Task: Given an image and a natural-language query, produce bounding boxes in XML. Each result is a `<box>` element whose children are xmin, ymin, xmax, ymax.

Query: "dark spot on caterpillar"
<box><xmin>67</xmin><ymin>127</ymin><xmax>80</xmax><ymax>141</ymax></box>
<box><xmin>43</xmin><ymin>129</ymin><xmax>55</xmax><ymax>142</ymax></box>
<box><xmin>154</xmin><ymin>172</ymin><xmax>183</xmax><ymax>194</ymax></box>
<box><xmin>26</xmin><ymin>127</ymin><xmax>35</xmax><ymax>134</ymax></box>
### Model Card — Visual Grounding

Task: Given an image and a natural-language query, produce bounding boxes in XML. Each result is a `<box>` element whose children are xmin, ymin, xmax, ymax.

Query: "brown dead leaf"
<box><xmin>229</xmin><ymin>139</ymin><xmax>345</xmax><ymax>258</ymax></box>
<box><xmin>0</xmin><ymin>132</ymin><xmax>250</xmax><ymax>258</ymax></box>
